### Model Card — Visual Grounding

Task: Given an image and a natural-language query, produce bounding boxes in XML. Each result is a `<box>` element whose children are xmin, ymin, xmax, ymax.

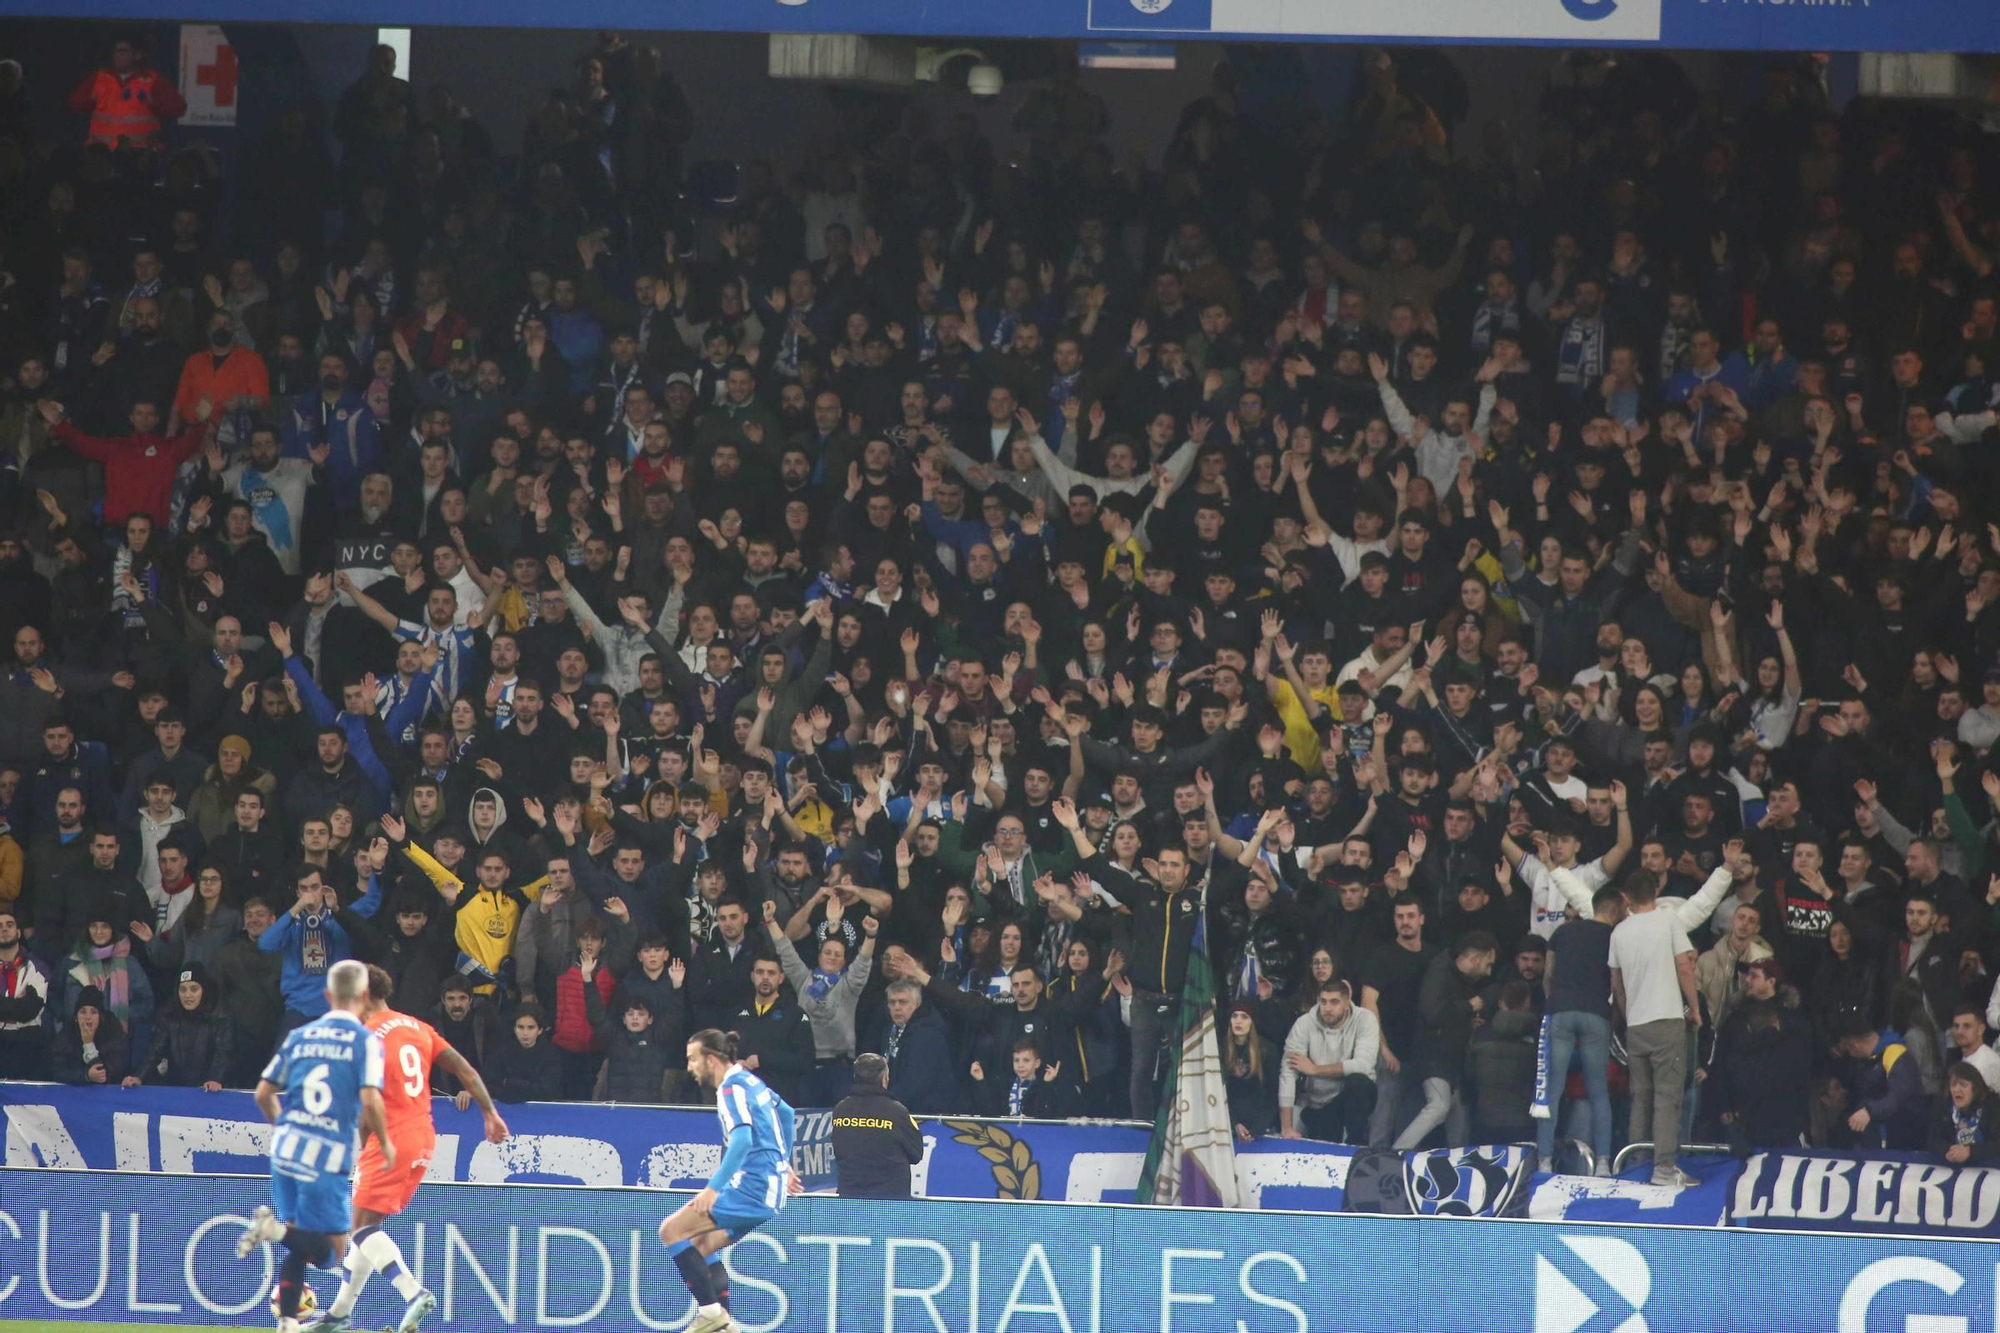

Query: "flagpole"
<box><xmin>1135</xmin><ymin>874</ymin><xmax>1241</xmax><ymax>1207</ymax></box>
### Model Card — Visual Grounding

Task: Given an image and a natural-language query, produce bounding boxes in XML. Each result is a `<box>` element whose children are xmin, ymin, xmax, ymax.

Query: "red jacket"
<box><xmin>553</xmin><ymin>963</ymin><xmax>617</xmax><ymax>1054</ymax></box>
<box><xmin>395</xmin><ymin>309</ymin><xmax>472</xmax><ymax>373</ymax></box>
<box><xmin>52</xmin><ymin>421</ymin><xmax>205</xmax><ymax>525</ymax></box>
<box><xmin>69</xmin><ymin>68</ymin><xmax>186</xmax><ymax>148</ymax></box>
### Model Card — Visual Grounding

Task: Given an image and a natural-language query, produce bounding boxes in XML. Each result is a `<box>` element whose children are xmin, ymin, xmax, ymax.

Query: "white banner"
<box><xmin>178</xmin><ymin>25</ymin><xmax>238</xmax><ymax>128</ymax></box>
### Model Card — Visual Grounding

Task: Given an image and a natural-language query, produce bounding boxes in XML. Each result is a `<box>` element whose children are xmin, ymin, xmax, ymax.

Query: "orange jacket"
<box><xmin>68</xmin><ymin>68</ymin><xmax>186</xmax><ymax>148</ymax></box>
<box><xmin>174</xmin><ymin>346</ymin><xmax>270</xmax><ymax>427</ymax></box>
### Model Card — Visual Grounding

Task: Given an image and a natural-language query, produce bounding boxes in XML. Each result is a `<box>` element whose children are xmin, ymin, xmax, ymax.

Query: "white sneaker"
<box><xmin>1651</xmin><ymin>1167</ymin><xmax>1697</xmax><ymax>1188</ymax></box>
<box><xmin>237</xmin><ymin>1205</ymin><xmax>284</xmax><ymax>1258</ymax></box>
<box><xmin>687</xmin><ymin>1310</ymin><xmax>737</xmax><ymax>1333</ymax></box>
<box><xmin>396</xmin><ymin>1288</ymin><xmax>438</xmax><ymax>1333</ymax></box>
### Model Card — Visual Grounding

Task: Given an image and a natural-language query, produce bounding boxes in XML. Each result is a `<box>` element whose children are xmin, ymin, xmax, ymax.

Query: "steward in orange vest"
<box><xmin>68</xmin><ymin>38</ymin><xmax>186</xmax><ymax>149</ymax></box>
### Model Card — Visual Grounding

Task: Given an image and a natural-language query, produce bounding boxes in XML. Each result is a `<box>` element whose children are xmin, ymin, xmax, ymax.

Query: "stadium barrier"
<box><xmin>0</xmin><ymin>1082</ymin><xmax>1355</xmax><ymax>1209</ymax></box>
<box><xmin>4</xmin><ymin>1166</ymin><xmax>2000</xmax><ymax>1331</ymax></box>
<box><xmin>13</xmin><ymin>1085</ymin><xmax>2000</xmax><ymax>1239</ymax></box>
<box><xmin>3</xmin><ymin>0</ymin><xmax>1996</xmax><ymax>52</ymax></box>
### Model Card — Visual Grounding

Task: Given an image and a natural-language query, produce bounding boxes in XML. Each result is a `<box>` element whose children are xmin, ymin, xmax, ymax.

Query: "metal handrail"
<box><xmin>1562</xmin><ymin>1140</ymin><xmax>1596</xmax><ymax>1176</ymax></box>
<box><xmin>1611</xmin><ymin>1141</ymin><xmax>1733</xmax><ymax>1174</ymax></box>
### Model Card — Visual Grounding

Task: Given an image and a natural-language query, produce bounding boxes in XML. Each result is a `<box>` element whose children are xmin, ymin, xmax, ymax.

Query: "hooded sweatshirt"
<box><xmin>1278</xmin><ymin>1003</ymin><xmax>1381</xmax><ymax>1111</ymax></box>
<box><xmin>461</xmin><ymin>785</ymin><xmax>534</xmax><ymax>883</ymax></box>
<box><xmin>402</xmin><ymin>783</ymin><xmax>450</xmax><ymax>839</ymax></box>
<box><xmin>136</xmin><ymin>803</ymin><xmax>193</xmax><ymax>902</ymax></box>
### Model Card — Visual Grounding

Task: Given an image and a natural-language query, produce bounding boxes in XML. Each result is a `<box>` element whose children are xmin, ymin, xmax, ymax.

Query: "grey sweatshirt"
<box><xmin>770</xmin><ymin>928</ymin><xmax>875</xmax><ymax>1060</ymax></box>
<box><xmin>1279</xmin><ymin>1005</ymin><xmax>1381</xmax><ymax>1109</ymax></box>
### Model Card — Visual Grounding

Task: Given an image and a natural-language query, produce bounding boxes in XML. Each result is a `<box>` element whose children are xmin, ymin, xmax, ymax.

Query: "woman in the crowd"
<box><xmin>1224</xmin><ymin>1001</ymin><xmax>1280</xmax><ymax>1140</ymax></box>
<box><xmin>49</xmin><ymin>986</ymin><xmax>130</xmax><ymax>1086</ymax></box>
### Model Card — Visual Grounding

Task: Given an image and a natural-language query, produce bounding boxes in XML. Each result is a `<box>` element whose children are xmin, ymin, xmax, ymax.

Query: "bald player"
<box><xmin>306</xmin><ymin>964</ymin><xmax>508</xmax><ymax>1333</ymax></box>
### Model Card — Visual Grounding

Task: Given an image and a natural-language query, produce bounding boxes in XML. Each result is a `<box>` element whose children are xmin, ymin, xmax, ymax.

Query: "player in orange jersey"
<box><xmin>306</xmin><ymin>964</ymin><xmax>508</xmax><ymax>1333</ymax></box>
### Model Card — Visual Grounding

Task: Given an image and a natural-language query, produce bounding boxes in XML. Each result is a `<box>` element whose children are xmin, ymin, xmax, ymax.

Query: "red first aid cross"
<box><xmin>196</xmin><ymin>44</ymin><xmax>238</xmax><ymax>107</ymax></box>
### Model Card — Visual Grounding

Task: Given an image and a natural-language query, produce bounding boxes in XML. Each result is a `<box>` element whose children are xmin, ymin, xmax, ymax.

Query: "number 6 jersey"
<box><xmin>262</xmin><ymin>1010</ymin><xmax>385</xmax><ymax>1182</ymax></box>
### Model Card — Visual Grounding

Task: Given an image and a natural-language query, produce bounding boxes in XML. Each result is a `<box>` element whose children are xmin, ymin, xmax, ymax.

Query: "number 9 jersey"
<box><xmin>261</xmin><ymin>1010</ymin><xmax>384</xmax><ymax>1234</ymax></box>
<box><xmin>353</xmin><ymin>1009</ymin><xmax>448</xmax><ymax>1217</ymax></box>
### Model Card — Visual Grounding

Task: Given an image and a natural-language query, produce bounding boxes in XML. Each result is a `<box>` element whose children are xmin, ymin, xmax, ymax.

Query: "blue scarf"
<box><xmin>1529</xmin><ymin>1012</ymin><xmax>1555</xmax><ymax>1121</ymax></box>
<box><xmin>1953</xmin><ymin>1104</ymin><xmax>1985</xmax><ymax>1146</ymax></box>
<box><xmin>806</xmin><ymin>967</ymin><xmax>840</xmax><ymax>1002</ymax></box>
<box><xmin>1470</xmin><ymin>301</ymin><xmax>1520</xmax><ymax>355</ymax></box>
<box><xmin>1555</xmin><ymin>315</ymin><xmax>1607</xmax><ymax>388</ymax></box>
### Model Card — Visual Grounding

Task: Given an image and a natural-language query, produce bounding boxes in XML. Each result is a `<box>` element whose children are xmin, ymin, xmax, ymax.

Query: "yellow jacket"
<box><xmin>490</xmin><ymin>584</ymin><xmax>532</xmax><ymax>633</ymax></box>
<box><xmin>402</xmin><ymin>841</ymin><xmax>548</xmax><ymax>991</ymax></box>
<box><xmin>1271</xmin><ymin>676</ymin><xmax>1342</xmax><ymax>775</ymax></box>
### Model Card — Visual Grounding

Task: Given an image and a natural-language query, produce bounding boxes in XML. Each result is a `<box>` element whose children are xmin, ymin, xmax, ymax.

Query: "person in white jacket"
<box><xmin>1549</xmin><ymin>855</ymin><xmax>1737</xmax><ymax>938</ymax></box>
<box><xmin>1501</xmin><ymin>780</ymin><xmax>1636</xmax><ymax>939</ymax></box>
<box><xmin>1023</xmin><ymin>420</ymin><xmax>1201</xmax><ymax>506</ymax></box>
<box><xmin>1278</xmin><ymin>979</ymin><xmax>1381</xmax><ymax>1145</ymax></box>
<box><xmin>1371</xmin><ymin>351</ymin><xmax>1498</xmax><ymax>496</ymax></box>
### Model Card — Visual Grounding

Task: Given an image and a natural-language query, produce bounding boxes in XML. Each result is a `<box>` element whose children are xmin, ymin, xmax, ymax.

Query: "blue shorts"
<box><xmin>708</xmin><ymin>1190</ymin><xmax>778</xmax><ymax>1243</ymax></box>
<box><xmin>271</xmin><ymin>1168</ymin><xmax>353</xmax><ymax>1236</ymax></box>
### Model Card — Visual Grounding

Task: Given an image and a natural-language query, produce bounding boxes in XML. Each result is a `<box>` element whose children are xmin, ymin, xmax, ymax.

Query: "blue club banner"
<box><xmin>0</xmin><ymin>1082</ymin><xmax>1362</xmax><ymax>1209</ymax></box>
<box><xmin>26</xmin><ymin>1083</ymin><xmax>2000</xmax><ymax>1238</ymax></box>
<box><xmin>0</xmin><ymin>0</ymin><xmax>1994</xmax><ymax>52</ymax></box>
<box><xmin>9</xmin><ymin>1167</ymin><xmax>2000</xmax><ymax>1331</ymax></box>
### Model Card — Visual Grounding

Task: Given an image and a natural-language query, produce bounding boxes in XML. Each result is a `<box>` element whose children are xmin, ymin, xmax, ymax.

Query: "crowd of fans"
<box><xmin>4</xmin><ymin>32</ymin><xmax>2000</xmax><ymax>1182</ymax></box>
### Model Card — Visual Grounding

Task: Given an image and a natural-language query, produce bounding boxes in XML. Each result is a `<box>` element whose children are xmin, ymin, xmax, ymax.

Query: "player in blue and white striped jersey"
<box><xmin>656</xmin><ymin>1027</ymin><xmax>799</xmax><ymax>1333</ymax></box>
<box><xmin>238</xmin><ymin>959</ymin><xmax>396</xmax><ymax>1333</ymax></box>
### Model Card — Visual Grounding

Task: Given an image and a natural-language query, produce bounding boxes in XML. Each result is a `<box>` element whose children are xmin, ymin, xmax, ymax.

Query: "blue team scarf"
<box><xmin>1529</xmin><ymin>1012</ymin><xmax>1555</xmax><ymax>1121</ymax></box>
<box><xmin>1953</xmin><ymin>1104</ymin><xmax>1985</xmax><ymax>1146</ymax></box>
<box><xmin>806</xmin><ymin>967</ymin><xmax>840</xmax><ymax>1002</ymax></box>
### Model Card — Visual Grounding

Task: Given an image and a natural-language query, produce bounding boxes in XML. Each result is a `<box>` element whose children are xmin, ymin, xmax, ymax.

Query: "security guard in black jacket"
<box><xmin>831</xmin><ymin>1054</ymin><xmax>925</xmax><ymax>1199</ymax></box>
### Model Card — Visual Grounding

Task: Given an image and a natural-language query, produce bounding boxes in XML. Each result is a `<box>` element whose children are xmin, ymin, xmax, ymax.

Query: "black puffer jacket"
<box><xmin>585</xmin><ymin>979</ymin><xmax>676</xmax><ymax>1103</ymax></box>
<box><xmin>137</xmin><ymin>962</ymin><xmax>235</xmax><ymax>1087</ymax></box>
<box><xmin>51</xmin><ymin>987</ymin><xmax>131</xmax><ymax>1085</ymax></box>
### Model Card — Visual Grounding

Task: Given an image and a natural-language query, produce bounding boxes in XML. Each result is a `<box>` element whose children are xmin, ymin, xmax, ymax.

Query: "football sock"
<box><xmin>709</xmin><ymin>1261</ymin><xmax>730</xmax><ymax>1312</ymax></box>
<box><xmin>328</xmin><ymin>1226</ymin><xmax>376</xmax><ymax>1317</ymax></box>
<box><xmin>281</xmin><ymin>1228</ymin><xmax>334</xmax><ymax>1268</ymax></box>
<box><xmin>360</xmin><ymin>1227</ymin><xmax>424</xmax><ymax>1301</ymax></box>
<box><xmin>278</xmin><ymin>1251</ymin><xmax>312</xmax><ymax>1319</ymax></box>
<box><xmin>673</xmin><ymin>1245</ymin><xmax>717</xmax><ymax>1305</ymax></box>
